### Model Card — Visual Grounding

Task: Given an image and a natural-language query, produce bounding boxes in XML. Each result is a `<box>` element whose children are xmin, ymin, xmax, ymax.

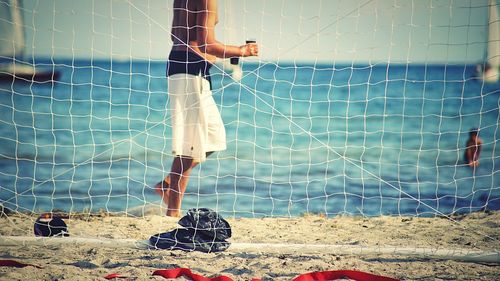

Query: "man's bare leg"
<box><xmin>155</xmin><ymin>161</ymin><xmax>199</xmax><ymax>207</ymax></box>
<box><xmin>156</xmin><ymin>152</ymin><xmax>213</xmax><ymax>217</ymax></box>
<box><xmin>166</xmin><ymin>155</ymin><xmax>196</xmax><ymax>217</ymax></box>
<box><xmin>154</xmin><ymin>177</ymin><xmax>171</xmax><ymax>206</ymax></box>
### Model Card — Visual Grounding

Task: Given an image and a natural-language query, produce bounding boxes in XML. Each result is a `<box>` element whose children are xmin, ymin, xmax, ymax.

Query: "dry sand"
<box><xmin>0</xmin><ymin>207</ymin><xmax>499</xmax><ymax>281</ymax></box>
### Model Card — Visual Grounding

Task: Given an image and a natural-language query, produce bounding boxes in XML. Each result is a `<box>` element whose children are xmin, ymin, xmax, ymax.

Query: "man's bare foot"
<box><xmin>154</xmin><ymin>178</ymin><xmax>170</xmax><ymax>205</ymax></box>
<box><xmin>468</xmin><ymin>161</ymin><xmax>479</xmax><ymax>168</ymax></box>
<box><xmin>166</xmin><ymin>209</ymin><xmax>181</xmax><ymax>218</ymax></box>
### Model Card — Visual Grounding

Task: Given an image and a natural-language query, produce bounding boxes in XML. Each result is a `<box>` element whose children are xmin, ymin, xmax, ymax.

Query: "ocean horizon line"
<box><xmin>1</xmin><ymin>56</ymin><xmax>486</xmax><ymax>68</ymax></box>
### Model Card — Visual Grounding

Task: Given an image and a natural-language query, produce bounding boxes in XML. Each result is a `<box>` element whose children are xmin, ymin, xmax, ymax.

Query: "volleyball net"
<box><xmin>0</xmin><ymin>0</ymin><xmax>498</xmax><ymax>259</ymax></box>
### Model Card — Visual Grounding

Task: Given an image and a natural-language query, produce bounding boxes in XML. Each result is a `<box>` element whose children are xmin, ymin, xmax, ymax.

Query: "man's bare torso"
<box><xmin>171</xmin><ymin>0</ymin><xmax>217</xmax><ymax>63</ymax></box>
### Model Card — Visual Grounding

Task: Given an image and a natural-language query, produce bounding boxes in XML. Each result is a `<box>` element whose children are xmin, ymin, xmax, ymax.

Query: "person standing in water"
<box><xmin>464</xmin><ymin>128</ymin><xmax>482</xmax><ymax>168</ymax></box>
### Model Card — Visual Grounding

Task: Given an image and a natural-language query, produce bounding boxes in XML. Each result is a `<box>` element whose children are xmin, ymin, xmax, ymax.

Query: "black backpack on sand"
<box><xmin>149</xmin><ymin>208</ymin><xmax>231</xmax><ymax>253</ymax></box>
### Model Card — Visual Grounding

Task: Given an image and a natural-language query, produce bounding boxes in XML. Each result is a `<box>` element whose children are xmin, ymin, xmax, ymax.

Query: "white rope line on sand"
<box><xmin>0</xmin><ymin>236</ymin><xmax>498</xmax><ymax>264</ymax></box>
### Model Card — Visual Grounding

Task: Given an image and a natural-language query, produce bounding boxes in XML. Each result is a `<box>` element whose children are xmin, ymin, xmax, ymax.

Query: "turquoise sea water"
<box><xmin>0</xmin><ymin>59</ymin><xmax>498</xmax><ymax>217</ymax></box>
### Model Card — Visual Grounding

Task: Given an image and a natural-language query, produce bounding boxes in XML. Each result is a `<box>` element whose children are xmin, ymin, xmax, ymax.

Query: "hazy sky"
<box><xmin>14</xmin><ymin>0</ymin><xmax>494</xmax><ymax>63</ymax></box>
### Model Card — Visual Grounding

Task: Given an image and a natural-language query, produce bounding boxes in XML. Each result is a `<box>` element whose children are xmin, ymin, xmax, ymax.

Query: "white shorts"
<box><xmin>168</xmin><ymin>73</ymin><xmax>226</xmax><ymax>162</ymax></box>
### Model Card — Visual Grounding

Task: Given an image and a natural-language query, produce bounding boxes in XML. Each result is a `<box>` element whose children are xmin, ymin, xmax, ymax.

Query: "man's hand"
<box><xmin>240</xmin><ymin>43</ymin><xmax>259</xmax><ymax>57</ymax></box>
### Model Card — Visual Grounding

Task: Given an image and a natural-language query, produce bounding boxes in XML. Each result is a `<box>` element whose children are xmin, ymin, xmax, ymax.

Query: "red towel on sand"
<box><xmin>152</xmin><ymin>268</ymin><xmax>400</xmax><ymax>281</ymax></box>
<box><xmin>291</xmin><ymin>270</ymin><xmax>400</xmax><ymax>281</ymax></box>
<box><xmin>1</xmin><ymin>260</ymin><xmax>399</xmax><ymax>281</ymax></box>
<box><xmin>153</xmin><ymin>268</ymin><xmax>233</xmax><ymax>281</ymax></box>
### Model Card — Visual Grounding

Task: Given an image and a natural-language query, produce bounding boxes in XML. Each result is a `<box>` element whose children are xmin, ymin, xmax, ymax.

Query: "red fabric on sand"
<box><xmin>152</xmin><ymin>268</ymin><xmax>400</xmax><ymax>281</ymax></box>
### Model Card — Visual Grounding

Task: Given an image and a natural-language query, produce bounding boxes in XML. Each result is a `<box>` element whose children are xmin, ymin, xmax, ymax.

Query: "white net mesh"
<box><xmin>0</xmin><ymin>0</ymin><xmax>498</xmax><ymax>223</ymax></box>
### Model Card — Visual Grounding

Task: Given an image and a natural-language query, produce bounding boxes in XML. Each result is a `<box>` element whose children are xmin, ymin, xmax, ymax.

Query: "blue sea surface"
<box><xmin>0</xmin><ymin>59</ymin><xmax>498</xmax><ymax>217</ymax></box>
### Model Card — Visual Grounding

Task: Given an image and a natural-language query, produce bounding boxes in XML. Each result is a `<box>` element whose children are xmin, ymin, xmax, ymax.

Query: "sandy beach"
<box><xmin>0</xmin><ymin>207</ymin><xmax>499</xmax><ymax>281</ymax></box>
